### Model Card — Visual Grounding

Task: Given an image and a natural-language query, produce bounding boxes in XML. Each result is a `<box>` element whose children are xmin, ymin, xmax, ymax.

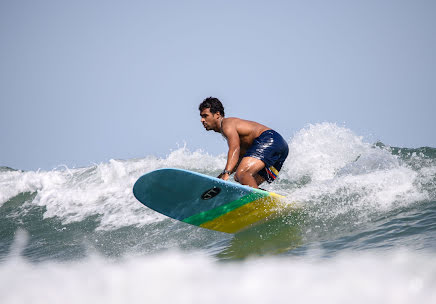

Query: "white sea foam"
<box><xmin>0</xmin><ymin>249</ymin><xmax>435</xmax><ymax>304</ymax></box>
<box><xmin>274</xmin><ymin>123</ymin><xmax>430</xmax><ymax>213</ymax></box>
<box><xmin>0</xmin><ymin>147</ymin><xmax>226</xmax><ymax>230</ymax></box>
<box><xmin>281</xmin><ymin>122</ymin><xmax>369</xmax><ymax>181</ymax></box>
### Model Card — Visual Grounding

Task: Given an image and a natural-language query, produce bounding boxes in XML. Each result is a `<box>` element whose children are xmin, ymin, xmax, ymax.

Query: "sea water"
<box><xmin>1</xmin><ymin>123</ymin><xmax>435</xmax><ymax>303</ymax></box>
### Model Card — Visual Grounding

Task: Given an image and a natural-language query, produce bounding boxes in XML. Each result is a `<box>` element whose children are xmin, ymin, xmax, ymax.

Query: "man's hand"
<box><xmin>217</xmin><ymin>172</ymin><xmax>230</xmax><ymax>181</ymax></box>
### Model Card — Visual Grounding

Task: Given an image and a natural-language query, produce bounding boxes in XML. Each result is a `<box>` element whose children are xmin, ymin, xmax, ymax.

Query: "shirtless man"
<box><xmin>199</xmin><ymin>97</ymin><xmax>289</xmax><ymax>188</ymax></box>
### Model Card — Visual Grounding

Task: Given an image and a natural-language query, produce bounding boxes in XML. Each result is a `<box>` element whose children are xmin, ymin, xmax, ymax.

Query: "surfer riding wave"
<box><xmin>199</xmin><ymin>97</ymin><xmax>289</xmax><ymax>188</ymax></box>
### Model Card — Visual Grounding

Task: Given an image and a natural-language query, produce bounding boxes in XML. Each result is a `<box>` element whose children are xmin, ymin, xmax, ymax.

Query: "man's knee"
<box><xmin>234</xmin><ymin>171</ymin><xmax>241</xmax><ymax>182</ymax></box>
<box><xmin>234</xmin><ymin>173</ymin><xmax>239</xmax><ymax>182</ymax></box>
<box><xmin>235</xmin><ymin>168</ymin><xmax>249</xmax><ymax>183</ymax></box>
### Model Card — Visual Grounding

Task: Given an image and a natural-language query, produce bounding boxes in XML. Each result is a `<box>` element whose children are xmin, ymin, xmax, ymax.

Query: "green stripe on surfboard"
<box><xmin>182</xmin><ymin>190</ymin><xmax>269</xmax><ymax>226</ymax></box>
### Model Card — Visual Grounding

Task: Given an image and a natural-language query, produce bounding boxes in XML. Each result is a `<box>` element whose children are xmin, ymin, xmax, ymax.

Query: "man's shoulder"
<box><xmin>222</xmin><ymin>117</ymin><xmax>240</xmax><ymax>126</ymax></box>
<box><xmin>223</xmin><ymin>117</ymin><xmax>244</xmax><ymax>124</ymax></box>
<box><xmin>221</xmin><ymin>118</ymin><xmax>242</xmax><ymax>135</ymax></box>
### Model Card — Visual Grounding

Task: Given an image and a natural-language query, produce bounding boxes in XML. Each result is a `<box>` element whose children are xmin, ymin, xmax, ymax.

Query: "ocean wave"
<box><xmin>0</xmin><ymin>123</ymin><xmax>434</xmax><ymax>233</ymax></box>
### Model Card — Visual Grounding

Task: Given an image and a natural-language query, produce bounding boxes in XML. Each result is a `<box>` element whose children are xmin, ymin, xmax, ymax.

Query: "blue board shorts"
<box><xmin>244</xmin><ymin>130</ymin><xmax>289</xmax><ymax>183</ymax></box>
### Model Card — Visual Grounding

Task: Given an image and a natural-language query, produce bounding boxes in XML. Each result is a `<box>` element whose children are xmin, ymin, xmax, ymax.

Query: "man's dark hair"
<box><xmin>199</xmin><ymin>97</ymin><xmax>225</xmax><ymax>117</ymax></box>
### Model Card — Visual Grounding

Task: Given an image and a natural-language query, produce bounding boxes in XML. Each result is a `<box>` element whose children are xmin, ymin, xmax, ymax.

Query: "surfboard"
<box><xmin>133</xmin><ymin>168</ymin><xmax>293</xmax><ymax>233</ymax></box>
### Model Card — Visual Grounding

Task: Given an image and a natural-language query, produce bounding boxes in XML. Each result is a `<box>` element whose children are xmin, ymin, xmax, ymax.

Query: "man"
<box><xmin>199</xmin><ymin>97</ymin><xmax>289</xmax><ymax>188</ymax></box>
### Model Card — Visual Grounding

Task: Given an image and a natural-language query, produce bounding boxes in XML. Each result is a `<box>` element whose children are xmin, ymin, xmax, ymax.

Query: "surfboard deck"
<box><xmin>133</xmin><ymin>168</ymin><xmax>294</xmax><ymax>233</ymax></box>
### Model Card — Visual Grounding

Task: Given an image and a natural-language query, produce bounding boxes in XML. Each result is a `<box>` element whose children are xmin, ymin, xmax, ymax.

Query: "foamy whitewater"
<box><xmin>1</xmin><ymin>123</ymin><xmax>435</xmax><ymax>303</ymax></box>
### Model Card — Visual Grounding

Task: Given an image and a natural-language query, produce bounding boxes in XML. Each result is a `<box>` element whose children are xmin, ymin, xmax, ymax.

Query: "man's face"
<box><xmin>200</xmin><ymin>108</ymin><xmax>220</xmax><ymax>131</ymax></box>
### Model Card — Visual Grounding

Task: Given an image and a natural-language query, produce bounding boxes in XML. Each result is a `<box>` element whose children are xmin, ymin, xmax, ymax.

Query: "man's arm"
<box><xmin>218</xmin><ymin>120</ymin><xmax>240</xmax><ymax>180</ymax></box>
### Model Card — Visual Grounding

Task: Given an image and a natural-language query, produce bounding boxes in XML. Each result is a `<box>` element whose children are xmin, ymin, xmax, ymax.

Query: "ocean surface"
<box><xmin>1</xmin><ymin>123</ymin><xmax>435</xmax><ymax>303</ymax></box>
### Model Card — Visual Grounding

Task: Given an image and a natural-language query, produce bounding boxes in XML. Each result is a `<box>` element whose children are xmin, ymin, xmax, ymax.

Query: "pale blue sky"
<box><xmin>1</xmin><ymin>0</ymin><xmax>435</xmax><ymax>170</ymax></box>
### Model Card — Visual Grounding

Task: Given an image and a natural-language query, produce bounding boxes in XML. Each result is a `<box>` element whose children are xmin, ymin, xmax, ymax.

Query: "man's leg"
<box><xmin>254</xmin><ymin>174</ymin><xmax>266</xmax><ymax>186</ymax></box>
<box><xmin>235</xmin><ymin>157</ymin><xmax>266</xmax><ymax>188</ymax></box>
<box><xmin>234</xmin><ymin>171</ymin><xmax>265</xmax><ymax>187</ymax></box>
